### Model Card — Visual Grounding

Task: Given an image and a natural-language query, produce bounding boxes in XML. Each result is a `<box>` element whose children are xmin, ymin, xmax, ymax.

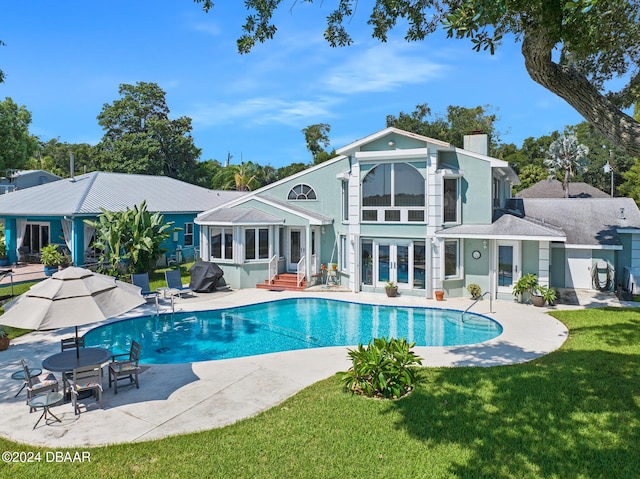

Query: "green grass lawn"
<box><xmin>1</xmin><ymin>308</ymin><xmax>639</xmax><ymax>478</ymax></box>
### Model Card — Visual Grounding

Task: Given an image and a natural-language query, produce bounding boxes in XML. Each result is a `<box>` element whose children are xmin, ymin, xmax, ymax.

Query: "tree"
<box><xmin>194</xmin><ymin>0</ymin><xmax>640</xmax><ymax>157</ymax></box>
<box><xmin>84</xmin><ymin>201</ymin><xmax>178</xmax><ymax>276</ymax></box>
<box><xmin>25</xmin><ymin>139</ymin><xmax>96</xmax><ymax>178</ymax></box>
<box><xmin>212</xmin><ymin>161</ymin><xmax>261</xmax><ymax>191</ymax></box>
<box><xmin>514</xmin><ymin>164</ymin><xmax>549</xmax><ymax>192</ymax></box>
<box><xmin>386</xmin><ymin>103</ymin><xmax>499</xmax><ymax>152</ymax></box>
<box><xmin>94</xmin><ymin>82</ymin><xmax>201</xmax><ymax>181</ymax></box>
<box><xmin>0</xmin><ymin>97</ymin><xmax>39</xmax><ymax>171</ymax></box>
<box><xmin>302</xmin><ymin>123</ymin><xmax>337</xmax><ymax>165</ymax></box>
<box><xmin>545</xmin><ymin>135</ymin><xmax>589</xmax><ymax>197</ymax></box>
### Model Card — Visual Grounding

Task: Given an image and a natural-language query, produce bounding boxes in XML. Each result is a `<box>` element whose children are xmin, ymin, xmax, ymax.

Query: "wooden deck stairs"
<box><xmin>256</xmin><ymin>273</ymin><xmax>306</xmax><ymax>292</ymax></box>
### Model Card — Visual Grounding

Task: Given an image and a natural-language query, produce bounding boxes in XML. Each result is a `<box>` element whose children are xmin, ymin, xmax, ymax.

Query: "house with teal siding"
<box><xmin>196</xmin><ymin>127</ymin><xmax>640</xmax><ymax>299</ymax></box>
<box><xmin>0</xmin><ymin>171</ymin><xmax>245</xmax><ymax>267</ymax></box>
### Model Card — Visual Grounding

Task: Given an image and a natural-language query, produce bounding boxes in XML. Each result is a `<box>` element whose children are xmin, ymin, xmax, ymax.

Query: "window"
<box><xmin>245</xmin><ymin>227</ymin><xmax>269</xmax><ymax>261</ymax></box>
<box><xmin>444</xmin><ymin>239</ymin><xmax>460</xmax><ymax>278</ymax></box>
<box><xmin>413</xmin><ymin>242</ymin><xmax>425</xmax><ymax>289</ymax></box>
<box><xmin>288</xmin><ymin>184</ymin><xmax>317</xmax><ymax>200</ymax></box>
<box><xmin>443</xmin><ymin>178</ymin><xmax>459</xmax><ymax>223</ymax></box>
<box><xmin>211</xmin><ymin>228</ymin><xmax>233</xmax><ymax>260</ymax></box>
<box><xmin>493</xmin><ymin>177</ymin><xmax>501</xmax><ymax>208</ymax></box>
<box><xmin>362</xmin><ymin>162</ymin><xmax>425</xmax><ymax>222</ymax></box>
<box><xmin>339</xmin><ymin>235</ymin><xmax>347</xmax><ymax>272</ymax></box>
<box><xmin>342</xmin><ymin>181</ymin><xmax>349</xmax><ymax>222</ymax></box>
<box><xmin>184</xmin><ymin>223</ymin><xmax>194</xmax><ymax>246</ymax></box>
<box><xmin>361</xmin><ymin>241</ymin><xmax>373</xmax><ymax>285</ymax></box>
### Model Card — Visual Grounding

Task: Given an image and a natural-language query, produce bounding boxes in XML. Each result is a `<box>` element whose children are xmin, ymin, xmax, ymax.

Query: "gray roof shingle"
<box><xmin>516</xmin><ymin>179</ymin><xmax>609</xmax><ymax>198</ymax></box>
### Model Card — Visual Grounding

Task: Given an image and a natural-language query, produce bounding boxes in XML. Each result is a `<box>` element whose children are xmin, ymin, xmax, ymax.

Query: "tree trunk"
<box><xmin>522</xmin><ymin>28</ymin><xmax>640</xmax><ymax>157</ymax></box>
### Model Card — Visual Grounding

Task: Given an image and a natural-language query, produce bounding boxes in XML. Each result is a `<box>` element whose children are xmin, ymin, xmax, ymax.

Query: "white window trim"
<box><xmin>210</xmin><ymin>227</ymin><xmax>233</xmax><ymax>262</ymax></box>
<box><xmin>288</xmin><ymin>183</ymin><xmax>318</xmax><ymax>201</ymax></box>
<box><xmin>184</xmin><ymin>222</ymin><xmax>194</xmax><ymax>246</ymax></box>
<box><xmin>244</xmin><ymin>227</ymin><xmax>270</xmax><ymax>262</ymax></box>
<box><xmin>361</xmin><ymin>162</ymin><xmax>427</xmax><ymax>224</ymax></box>
<box><xmin>442</xmin><ymin>176</ymin><xmax>461</xmax><ymax>226</ymax></box>
<box><xmin>444</xmin><ymin>238</ymin><xmax>462</xmax><ymax>279</ymax></box>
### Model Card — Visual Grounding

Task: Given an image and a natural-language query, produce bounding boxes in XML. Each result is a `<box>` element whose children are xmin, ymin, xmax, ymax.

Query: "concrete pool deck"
<box><xmin>0</xmin><ymin>287</ymin><xmax>632</xmax><ymax>448</ymax></box>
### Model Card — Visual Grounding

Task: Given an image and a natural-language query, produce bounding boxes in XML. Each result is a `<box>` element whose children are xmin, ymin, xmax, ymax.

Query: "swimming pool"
<box><xmin>84</xmin><ymin>298</ymin><xmax>502</xmax><ymax>364</ymax></box>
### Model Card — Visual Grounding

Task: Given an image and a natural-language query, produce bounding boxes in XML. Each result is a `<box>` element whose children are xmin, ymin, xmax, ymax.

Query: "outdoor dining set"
<box><xmin>16</xmin><ymin>337</ymin><xmax>141</xmax><ymax>428</ymax></box>
<box><xmin>0</xmin><ymin>267</ymin><xmax>151</xmax><ymax>429</ymax></box>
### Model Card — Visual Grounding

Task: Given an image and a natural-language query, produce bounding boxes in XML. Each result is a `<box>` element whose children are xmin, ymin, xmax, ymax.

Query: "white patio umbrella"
<box><xmin>0</xmin><ymin>267</ymin><xmax>145</xmax><ymax>357</ymax></box>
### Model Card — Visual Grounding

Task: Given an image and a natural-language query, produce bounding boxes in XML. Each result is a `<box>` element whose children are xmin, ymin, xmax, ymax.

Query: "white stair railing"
<box><xmin>268</xmin><ymin>254</ymin><xmax>278</xmax><ymax>284</ymax></box>
<box><xmin>297</xmin><ymin>255</ymin><xmax>306</xmax><ymax>287</ymax></box>
<box><xmin>311</xmin><ymin>254</ymin><xmax>317</xmax><ymax>275</ymax></box>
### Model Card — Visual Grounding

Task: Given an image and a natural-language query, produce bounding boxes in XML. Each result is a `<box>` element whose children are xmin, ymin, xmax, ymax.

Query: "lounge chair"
<box><xmin>164</xmin><ymin>269</ymin><xmax>193</xmax><ymax>298</ymax></box>
<box><xmin>71</xmin><ymin>364</ymin><xmax>103</xmax><ymax>415</ymax></box>
<box><xmin>131</xmin><ymin>273</ymin><xmax>160</xmax><ymax>306</ymax></box>
<box><xmin>108</xmin><ymin>341</ymin><xmax>141</xmax><ymax>394</ymax></box>
<box><xmin>21</xmin><ymin>359</ymin><xmax>58</xmax><ymax>412</ymax></box>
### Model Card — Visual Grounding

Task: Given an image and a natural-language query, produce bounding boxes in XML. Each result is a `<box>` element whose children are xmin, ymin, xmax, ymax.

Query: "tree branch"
<box><xmin>522</xmin><ymin>27</ymin><xmax>640</xmax><ymax>157</ymax></box>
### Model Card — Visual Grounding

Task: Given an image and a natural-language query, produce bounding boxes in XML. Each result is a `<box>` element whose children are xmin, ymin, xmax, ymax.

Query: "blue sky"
<box><xmin>1</xmin><ymin>1</ymin><xmax>585</xmax><ymax>168</ymax></box>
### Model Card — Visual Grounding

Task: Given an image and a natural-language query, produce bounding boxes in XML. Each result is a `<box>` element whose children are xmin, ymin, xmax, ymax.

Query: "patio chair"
<box><xmin>164</xmin><ymin>269</ymin><xmax>193</xmax><ymax>298</ymax></box>
<box><xmin>71</xmin><ymin>364</ymin><xmax>103</xmax><ymax>415</ymax></box>
<box><xmin>109</xmin><ymin>340</ymin><xmax>141</xmax><ymax>394</ymax></box>
<box><xmin>61</xmin><ymin>336</ymin><xmax>85</xmax><ymax>352</ymax></box>
<box><xmin>21</xmin><ymin>359</ymin><xmax>59</xmax><ymax>412</ymax></box>
<box><xmin>131</xmin><ymin>273</ymin><xmax>160</xmax><ymax>306</ymax></box>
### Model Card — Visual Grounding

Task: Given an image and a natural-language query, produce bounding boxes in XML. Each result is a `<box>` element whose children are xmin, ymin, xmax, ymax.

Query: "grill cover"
<box><xmin>189</xmin><ymin>261</ymin><xmax>224</xmax><ymax>292</ymax></box>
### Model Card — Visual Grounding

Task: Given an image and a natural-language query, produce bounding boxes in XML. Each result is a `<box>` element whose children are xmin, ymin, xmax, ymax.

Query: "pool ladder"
<box><xmin>461</xmin><ymin>291</ymin><xmax>492</xmax><ymax>322</ymax></box>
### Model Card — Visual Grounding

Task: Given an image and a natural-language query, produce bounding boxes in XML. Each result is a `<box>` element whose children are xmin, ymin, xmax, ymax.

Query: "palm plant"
<box><xmin>544</xmin><ymin>135</ymin><xmax>589</xmax><ymax>197</ymax></box>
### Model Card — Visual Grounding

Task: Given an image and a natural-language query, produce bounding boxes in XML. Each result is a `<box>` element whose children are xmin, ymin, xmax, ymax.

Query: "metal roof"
<box><xmin>197</xmin><ymin>207</ymin><xmax>283</xmax><ymax>225</ymax></box>
<box><xmin>0</xmin><ymin>171</ymin><xmax>246</xmax><ymax>216</ymax></box>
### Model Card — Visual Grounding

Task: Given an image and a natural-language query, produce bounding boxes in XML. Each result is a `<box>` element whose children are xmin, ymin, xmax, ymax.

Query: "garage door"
<box><xmin>565</xmin><ymin>249</ymin><xmax>592</xmax><ymax>289</ymax></box>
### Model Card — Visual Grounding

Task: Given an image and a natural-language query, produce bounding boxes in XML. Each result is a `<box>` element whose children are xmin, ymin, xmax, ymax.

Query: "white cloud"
<box><xmin>190</xmin><ymin>22</ymin><xmax>222</xmax><ymax>37</ymax></box>
<box><xmin>190</xmin><ymin>96</ymin><xmax>341</xmax><ymax>127</ymax></box>
<box><xmin>324</xmin><ymin>42</ymin><xmax>449</xmax><ymax>94</ymax></box>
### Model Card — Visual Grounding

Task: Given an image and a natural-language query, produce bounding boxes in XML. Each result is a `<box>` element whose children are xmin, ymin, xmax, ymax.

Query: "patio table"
<box><xmin>29</xmin><ymin>391</ymin><xmax>64</xmax><ymax>429</ymax></box>
<box><xmin>42</xmin><ymin>347</ymin><xmax>112</xmax><ymax>373</ymax></box>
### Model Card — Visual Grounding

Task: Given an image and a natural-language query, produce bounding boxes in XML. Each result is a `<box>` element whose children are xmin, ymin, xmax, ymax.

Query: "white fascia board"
<box><xmin>195</xmin><ymin>155</ymin><xmax>348</xmax><ymax>219</ymax></box>
<box><xmin>550</xmin><ymin>243</ymin><xmax>622</xmax><ymax>250</ymax></box>
<box><xmin>354</xmin><ymin>148</ymin><xmax>430</xmax><ymax>161</ymax></box>
<box><xmin>196</xmin><ymin>220</ymin><xmax>285</xmax><ymax>227</ymax></box>
<box><xmin>436</xmin><ymin>232</ymin><xmax>567</xmax><ymax>242</ymax></box>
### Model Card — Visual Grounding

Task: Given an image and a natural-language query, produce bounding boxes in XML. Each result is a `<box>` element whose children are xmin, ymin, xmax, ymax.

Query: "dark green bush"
<box><xmin>341</xmin><ymin>337</ymin><xmax>422</xmax><ymax>399</ymax></box>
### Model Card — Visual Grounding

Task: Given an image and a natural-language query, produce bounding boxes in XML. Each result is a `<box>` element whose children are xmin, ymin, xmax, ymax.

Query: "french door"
<box><xmin>497</xmin><ymin>240</ymin><xmax>520</xmax><ymax>294</ymax></box>
<box><xmin>375</xmin><ymin>241</ymin><xmax>411</xmax><ymax>289</ymax></box>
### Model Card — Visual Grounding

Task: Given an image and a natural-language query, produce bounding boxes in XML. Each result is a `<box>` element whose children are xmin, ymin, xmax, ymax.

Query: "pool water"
<box><xmin>84</xmin><ymin>298</ymin><xmax>502</xmax><ymax>364</ymax></box>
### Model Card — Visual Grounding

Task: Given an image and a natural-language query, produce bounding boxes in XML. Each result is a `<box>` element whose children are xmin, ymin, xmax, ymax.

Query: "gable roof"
<box><xmin>516</xmin><ymin>179</ymin><xmax>609</xmax><ymax>198</ymax></box>
<box><xmin>520</xmin><ymin>198</ymin><xmax>640</xmax><ymax>247</ymax></box>
<box><xmin>0</xmin><ymin>171</ymin><xmax>246</xmax><ymax>216</ymax></box>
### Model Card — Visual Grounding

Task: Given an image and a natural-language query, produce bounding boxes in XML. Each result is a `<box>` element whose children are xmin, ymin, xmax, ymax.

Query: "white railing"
<box><xmin>268</xmin><ymin>254</ymin><xmax>278</xmax><ymax>284</ymax></box>
<box><xmin>311</xmin><ymin>254</ymin><xmax>317</xmax><ymax>275</ymax></box>
<box><xmin>297</xmin><ymin>255</ymin><xmax>306</xmax><ymax>286</ymax></box>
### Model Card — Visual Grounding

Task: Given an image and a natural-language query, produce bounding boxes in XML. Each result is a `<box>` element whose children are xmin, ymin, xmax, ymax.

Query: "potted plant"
<box><xmin>467</xmin><ymin>283</ymin><xmax>482</xmax><ymax>300</ymax></box>
<box><xmin>534</xmin><ymin>284</ymin><xmax>557</xmax><ymax>307</ymax></box>
<box><xmin>512</xmin><ymin>273</ymin><xmax>539</xmax><ymax>304</ymax></box>
<box><xmin>385</xmin><ymin>281</ymin><xmax>398</xmax><ymax>297</ymax></box>
<box><xmin>0</xmin><ymin>328</ymin><xmax>9</xmax><ymax>351</ymax></box>
<box><xmin>40</xmin><ymin>244</ymin><xmax>64</xmax><ymax>276</ymax></box>
<box><xmin>434</xmin><ymin>289</ymin><xmax>445</xmax><ymax>301</ymax></box>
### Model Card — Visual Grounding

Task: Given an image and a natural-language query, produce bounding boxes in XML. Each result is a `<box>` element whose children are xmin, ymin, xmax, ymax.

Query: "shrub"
<box><xmin>467</xmin><ymin>283</ymin><xmax>482</xmax><ymax>299</ymax></box>
<box><xmin>341</xmin><ymin>337</ymin><xmax>422</xmax><ymax>399</ymax></box>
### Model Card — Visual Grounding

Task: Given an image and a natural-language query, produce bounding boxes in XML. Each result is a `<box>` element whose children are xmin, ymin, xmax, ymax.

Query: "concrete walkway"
<box><xmin>0</xmin><ymin>287</ymin><xmax>632</xmax><ymax>448</ymax></box>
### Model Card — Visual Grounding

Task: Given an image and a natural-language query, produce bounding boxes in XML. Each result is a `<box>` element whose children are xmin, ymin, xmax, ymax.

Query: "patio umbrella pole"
<box><xmin>75</xmin><ymin>326</ymin><xmax>80</xmax><ymax>358</ymax></box>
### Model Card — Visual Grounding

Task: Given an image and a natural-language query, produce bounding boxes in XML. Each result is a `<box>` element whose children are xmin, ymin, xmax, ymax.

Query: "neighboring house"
<box><xmin>0</xmin><ymin>169</ymin><xmax>62</xmax><ymax>194</ymax></box>
<box><xmin>0</xmin><ymin>171</ymin><xmax>246</xmax><ymax>266</ymax></box>
<box><xmin>196</xmin><ymin>127</ymin><xmax>640</xmax><ymax>299</ymax></box>
<box><xmin>516</xmin><ymin>178</ymin><xmax>610</xmax><ymax>198</ymax></box>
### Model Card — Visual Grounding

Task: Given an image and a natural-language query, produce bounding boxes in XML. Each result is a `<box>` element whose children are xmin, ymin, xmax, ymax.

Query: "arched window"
<box><xmin>361</xmin><ymin>163</ymin><xmax>425</xmax><ymax>222</ymax></box>
<box><xmin>288</xmin><ymin>184</ymin><xmax>317</xmax><ymax>200</ymax></box>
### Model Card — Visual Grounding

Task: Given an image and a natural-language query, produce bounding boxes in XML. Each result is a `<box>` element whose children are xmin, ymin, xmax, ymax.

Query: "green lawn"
<box><xmin>1</xmin><ymin>308</ymin><xmax>639</xmax><ymax>478</ymax></box>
